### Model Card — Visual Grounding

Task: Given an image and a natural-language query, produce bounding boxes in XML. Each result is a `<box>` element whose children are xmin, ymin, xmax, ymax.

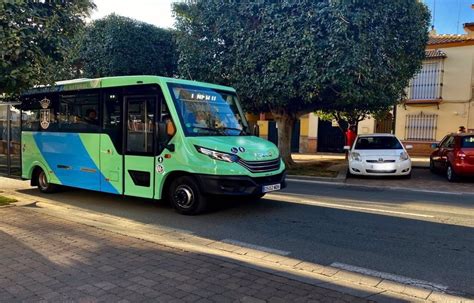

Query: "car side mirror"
<box><xmin>431</xmin><ymin>143</ymin><xmax>439</xmax><ymax>149</ymax></box>
<box><xmin>405</xmin><ymin>144</ymin><xmax>413</xmax><ymax>150</ymax></box>
<box><xmin>343</xmin><ymin>145</ymin><xmax>351</xmax><ymax>151</ymax></box>
<box><xmin>253</xmin><ymin>124</ymin><xmax>260</xmax><ymax>137</ymax></box>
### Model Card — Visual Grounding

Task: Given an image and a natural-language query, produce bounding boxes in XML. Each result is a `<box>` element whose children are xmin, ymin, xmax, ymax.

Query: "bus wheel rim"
<box><xmin>174</xmin><ymin>185</ymin><xmax>194</xmax><ymax>209</ymax></box>
<box><xmin>39</xmin><ymin>172</ymin><xmax>48</xmax><ymax>189</ymax></box>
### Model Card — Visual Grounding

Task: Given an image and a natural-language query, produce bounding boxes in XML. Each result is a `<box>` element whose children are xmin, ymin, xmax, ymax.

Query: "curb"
<box><xmin>3</xmin><ymin>190</ymin><xmax>471</xmax><ymax>302</ymax></box>
<box><xmin>286</xmin><ymin>174</ymin><xmax>344</xmax><ymax>183</ymax></box>
<box><xmin>286</xmin><ymin>177</ymin><xmax>474</xmax><ymax>197</ymax></box>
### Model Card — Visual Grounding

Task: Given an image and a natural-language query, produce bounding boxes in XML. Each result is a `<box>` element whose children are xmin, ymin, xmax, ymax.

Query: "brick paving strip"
<box><xmin>0</xmin><ymin>206</ymin><xmax>368</xmax><ymax>303</ymax></box>
<box><xmin>0</xmin><ymin>187</ymin><xmax>470</xmax><ymax>302</ymax></box>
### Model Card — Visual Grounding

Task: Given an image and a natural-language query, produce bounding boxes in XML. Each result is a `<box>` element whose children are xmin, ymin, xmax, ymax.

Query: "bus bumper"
<box><xmin>195</xmin><ymin>171</ymin><xmax>286</xmax><ymax>196</ymax></box>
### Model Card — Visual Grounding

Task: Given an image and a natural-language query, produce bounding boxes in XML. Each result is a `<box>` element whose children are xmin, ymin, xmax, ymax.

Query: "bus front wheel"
<box><xmin>36</xmin><ymin>169</ymin><xmax>59</xmax><ymax>193</ymax></box>
<box><xmin>169</xmin><ymin>176</ymin><xmax>207</xmax><ymax>215</ymax></box>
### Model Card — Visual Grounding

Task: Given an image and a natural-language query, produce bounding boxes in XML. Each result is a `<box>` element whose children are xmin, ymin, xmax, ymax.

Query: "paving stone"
<box><xmin>0</xmin><ymin>207</ymin><xmax>374</xmax><ymax>302</ymax></box>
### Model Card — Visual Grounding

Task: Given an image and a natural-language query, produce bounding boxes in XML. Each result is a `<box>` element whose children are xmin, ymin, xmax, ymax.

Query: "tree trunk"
<box><xmin>272</xmin><ymin>112</ymin><xmax>297</xmax><ymax>168</ymax></box>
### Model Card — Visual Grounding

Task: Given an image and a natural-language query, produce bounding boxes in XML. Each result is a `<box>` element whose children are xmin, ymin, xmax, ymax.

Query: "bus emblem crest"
<box><xmin>39</xmin><ymin>98</ymin><xmax>51</xmax><ymax>129</ymax></box>
<box><xmin>40</xmin><ymin>109</ymin><xmax>50</xmax><ymax>129</ymax></box>
<box><xmin>40</xmin><ymin>97</ymin><xmax>50</xmax><ymax>109</ymax></box>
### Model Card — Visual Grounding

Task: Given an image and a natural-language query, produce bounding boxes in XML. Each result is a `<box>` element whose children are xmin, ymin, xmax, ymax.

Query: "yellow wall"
<box><xmin>396</xmin><ymin>45</ymin><xmax>474</xmax><ymax>141</ymax></box>
<box><xmin>257</xmin><ymin>120</ymin><xmax>269</xmax><ymax>136</ymax></box>
<box><xmin>358</xmin><ymin>117</ymin><xmax>375</xmax><ymax>134</ymax></box>
<box><xmin>441</xmin><ymin>46</ymin><xmax>474</xmax><ymax>101</ymax></box>
<box><xmin>308</xmin><ymin>113</ymin><xmax>318</xmax><ymax>138</ymax></box>
<box><xmin>299</xmin><ymin>114</ymin><xmax>309</xmax><ymax>137</ymax></box>
<box><xmin>395</xmin><ymin>102</ymin><xmax>470</xmax><ymax>141</ymax></box>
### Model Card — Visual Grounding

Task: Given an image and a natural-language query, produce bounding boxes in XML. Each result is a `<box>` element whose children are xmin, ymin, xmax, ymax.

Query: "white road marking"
<box><xmin>286</xmin><ymin>178</ymin><xmax>466</xmax><ymax>196</ymax></box>
<box><xmin>221</xmin><ymin>239</ymin><xmax>290</xmax><ymax>256</ymax></box>
<box><xmin>300</xmin><ymin>200</ymin><xmax>434</xmax><ymax>218</ymax></box>
<box><xmin>330</xmin><ymin>262</ymin><xmax>449</xmax><ymax>292</ymax></box>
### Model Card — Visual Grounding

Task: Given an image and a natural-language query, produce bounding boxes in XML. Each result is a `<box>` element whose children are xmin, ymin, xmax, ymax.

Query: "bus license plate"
<box><xmin>262</xmin><ymin>183</ymin><xmax>281</xmax><ymax>193</ymax></box>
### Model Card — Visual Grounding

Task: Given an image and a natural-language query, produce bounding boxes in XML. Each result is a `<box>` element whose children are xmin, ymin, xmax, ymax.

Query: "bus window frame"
<box><xmin>166</xmin><ymin>82</ymin><xmax>248</xmax><ymax>137</ymax></box>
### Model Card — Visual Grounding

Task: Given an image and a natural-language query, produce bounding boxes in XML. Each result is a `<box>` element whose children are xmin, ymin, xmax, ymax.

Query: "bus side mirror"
<box><xmin>253</xmin><ymin>124</ymin><xmax>260</xmax><ymax>137</ymax></box>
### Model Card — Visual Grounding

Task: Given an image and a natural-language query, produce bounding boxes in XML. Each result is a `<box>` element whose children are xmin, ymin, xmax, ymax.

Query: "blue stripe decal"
<box><xmin>32</xmin><ymin>132</ymin><xmax>119</xmax><ymax>194</ymax></box>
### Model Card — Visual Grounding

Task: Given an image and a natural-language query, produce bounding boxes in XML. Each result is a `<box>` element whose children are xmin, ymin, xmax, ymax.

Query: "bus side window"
<box><xmin>103</xmin><ymin>92</ymin><xmax>123</xmax><ymax>154</ymax></box>
<box><xmin>161</xmin><ymin>102</ymin><xmax>176</xmax><ymax>137</ymax></box>
<box><xmin>58</xmin><ymin>92</ymin><xmax>99</xmax><ymax>131</ymax></box>
<box><xmin>21</xmin><ymin>94</ymin><xmax>59</xmax><ymax>132</ymax></box>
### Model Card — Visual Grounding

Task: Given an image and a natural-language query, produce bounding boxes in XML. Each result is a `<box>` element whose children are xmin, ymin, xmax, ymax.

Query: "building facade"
<box><xmin>395</xmin><ymin>24</ymin><xmax>474</xmax><ymax>156</ymax></box>
<box><xmin>256</xmin><ymin>23</ymin><xmax>474</xmax><ymax>156</ymax></box>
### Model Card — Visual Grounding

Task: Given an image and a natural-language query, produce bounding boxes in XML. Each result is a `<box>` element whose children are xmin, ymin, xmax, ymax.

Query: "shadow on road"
<box><xmin>14</xmin><ymin>185</ymin><xmax>474</xmax><ymax>296</ymax></box>
<box><xmin>0</xmin><ymin>206</ymin><xmax>416</xmax><ymax>302</ymax></box>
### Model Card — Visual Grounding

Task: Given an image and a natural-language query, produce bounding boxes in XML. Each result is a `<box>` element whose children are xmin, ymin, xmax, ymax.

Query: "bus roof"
<box><xmin>22</xmin><ymin>75</ymin><xmax>236</xmax><ymax>95</ymax></box>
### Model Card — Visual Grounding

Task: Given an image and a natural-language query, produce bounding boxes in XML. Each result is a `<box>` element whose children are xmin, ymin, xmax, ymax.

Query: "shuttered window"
<box><xmin>405</xmin><ymin>113</ymin><xmax>437</xmax><ymax>141</ymax></box>
<box><xmin>408</xmin><ymin>61</ymin><xmax>443</xmax><ymax>100</ymax></box>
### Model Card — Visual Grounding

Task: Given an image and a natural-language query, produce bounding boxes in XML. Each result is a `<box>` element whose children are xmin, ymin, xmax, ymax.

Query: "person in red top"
<box><xmin>345</xmin><ymin>124</ymin><xmax>357</xmax><ymax>149</ymax></box>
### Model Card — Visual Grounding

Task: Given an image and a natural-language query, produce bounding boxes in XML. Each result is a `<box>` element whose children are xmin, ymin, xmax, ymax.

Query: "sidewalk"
<box><xmin>0</xmin><ymin>206</ymin><xmax>366</xmax><ymax>303</ymax></box>
<box><xmin>291</xmin><ymin>153</ymin><xmax>474</xmax><ymax>195</ymax></box>
<box><xmin>1</xmin><ymin>177</ymin><xmax>469</xmax><ymax>302</ymax></box>
<box><xmin>292</xmin><ymin>153</ymin><xmax>430</xmax><ymax>168</ymax></box>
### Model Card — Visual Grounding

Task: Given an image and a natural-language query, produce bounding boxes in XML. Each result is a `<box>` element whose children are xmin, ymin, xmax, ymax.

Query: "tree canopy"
<box><xmin>0</xmin><ymin>0</ymin><xmax>94</xmax><ymax>97</ymax></box>
<box><xmin>173</xmin><ymin>0</ymin><xmax>430</xmax><ymax>165</ymax></box>
<box><xmin>80</xmin><ymin>14</ymin><xmax>177</xmax><ymax>78</ymax></box>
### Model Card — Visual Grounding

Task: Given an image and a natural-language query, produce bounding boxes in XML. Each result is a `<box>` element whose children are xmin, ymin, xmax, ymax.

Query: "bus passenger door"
<box><xmin>100</xmin><ymin>92</ymin><xmax>123</xmax><ymax>194</ymax></box>
<box><xmin>124</xmin><ymin>95</ymin><xmax>156</xmax><ymax>198</ymax></box>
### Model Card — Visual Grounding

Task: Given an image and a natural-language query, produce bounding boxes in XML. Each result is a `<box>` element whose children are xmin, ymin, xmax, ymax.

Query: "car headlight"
<box><xmin>195</xmin><ymin>146</ymin><xmax>239</xmax><ymax>163</ymax></box>
<box><xmin>400</xmin><ymin>151</ymin><xmax>409</xmax><ymax>161</ymax></box>
<box><xmin>350</xmin><ymin>152</ymin><xmax>362</xmax><ymax>162</ymax></box>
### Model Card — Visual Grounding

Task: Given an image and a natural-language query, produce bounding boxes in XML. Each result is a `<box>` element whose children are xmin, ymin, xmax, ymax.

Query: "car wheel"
<box><xmin>37</xmin><ymin>169</ymin><xmax>59</xmax><ymax>193</ymax></box>
<box><xmin>429</xmin><ymin>158</ymin><xmax>435</xmax><ymax>173</ymax></box>
<box><xmin>169</xmin><ymin>176</ymin><xmax>207</xmax><ymax>215</ymax></box>
<box><xmin>446</xmin><ymin>165</ymin><xmax>458</xmax><ymax>182</ymax></box>
<box><xmin>346</xmin><ymin>168</ymin><xmax>353</xmax><ymax>178</ymax></box>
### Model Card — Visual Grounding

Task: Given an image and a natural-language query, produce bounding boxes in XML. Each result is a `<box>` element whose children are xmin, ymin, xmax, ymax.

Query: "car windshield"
<box><xmin>354</xmin><ymin>136</ymin><xmax>403</xmax><ymax>150</ymax></box>
<box><xmin>461</xmin><ymin>136</ymin><xmax>474</xmax><ymax>148</ymax></box>
<box><xmin>168</xmin><ymin>83</ymin><xmax>248</xmax><ymax>136</ymax></box>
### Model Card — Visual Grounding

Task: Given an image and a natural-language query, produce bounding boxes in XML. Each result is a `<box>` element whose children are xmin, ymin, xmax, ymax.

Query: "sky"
<box><xmin>423</xmin><ymin>0</ymin><xmax>474</xmax><ymax>34</ymax></box>
<box><xmin>90</xmin><ymin>0</ymin><xmax>178</xmax><ymax>29</ymax></box>
<box><xmin>90</xmin><ymin>0</ymin><xmax>474</xmax><ymax>35</ymax></box>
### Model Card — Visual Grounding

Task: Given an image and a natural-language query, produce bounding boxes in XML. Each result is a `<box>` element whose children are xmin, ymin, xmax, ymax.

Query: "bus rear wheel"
<box><xmin>36</xmin><ymin>169</ymin><xmax>59</xmax><ymax>193</ymax></box>
<box><xmin>169</xmin><ymin>176</ymin><xmax>207</xmax><ymax>215</ymax></box>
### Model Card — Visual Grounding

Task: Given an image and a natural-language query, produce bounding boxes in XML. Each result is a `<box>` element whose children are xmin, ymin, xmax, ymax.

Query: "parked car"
<box><xmin>430</xmin><ymin>133</ymin><xmax>474</xmax><ymax>182</ymax></box>
<box><xmin>346</xmin><ymin>134</ymin><xmax>412</xmax><ymax>178</ymax></box>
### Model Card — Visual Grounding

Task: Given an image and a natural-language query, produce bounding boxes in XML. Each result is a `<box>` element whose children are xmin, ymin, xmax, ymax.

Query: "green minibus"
<box><xmin>20</xmin><ymin>76</ymin><xmax>286</xmax><ymax>214</ymax></box>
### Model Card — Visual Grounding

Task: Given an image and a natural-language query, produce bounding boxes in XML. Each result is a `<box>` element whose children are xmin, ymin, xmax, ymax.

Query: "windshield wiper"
<box><xmin>191</xmin><ymin>126</ymin><xmax>226</xmax><ymax>135</ymax></box>
<box><xmin>216</xmin><ymin>127</ymin><xmax>247</xmax><ymax>135</ymax></box>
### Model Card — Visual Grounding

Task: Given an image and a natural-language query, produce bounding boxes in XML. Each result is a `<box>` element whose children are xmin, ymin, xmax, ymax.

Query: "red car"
<box><xmin>430</xmin><ymin>133</ymin><xmax>474</xmax><ymax>182</ymax></box>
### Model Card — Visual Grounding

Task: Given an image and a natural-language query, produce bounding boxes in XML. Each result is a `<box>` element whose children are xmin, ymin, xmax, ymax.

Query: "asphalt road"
<box><xmin>11</xmin><ymin>179</ymin><xmax>474</xmax><ymax>296</ymax></box>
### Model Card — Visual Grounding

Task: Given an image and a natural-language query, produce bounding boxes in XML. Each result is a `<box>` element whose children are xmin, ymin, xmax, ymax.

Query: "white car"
<box><xmin>346</xmin><ymin>134</ymin><xmax>412</xmax><ymax>178</ymax></box>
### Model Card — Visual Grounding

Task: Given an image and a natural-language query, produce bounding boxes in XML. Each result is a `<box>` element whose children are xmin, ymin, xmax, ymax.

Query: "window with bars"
<box><xmin>405</xmin><ymin>113</ymin><xmax>438</xmax><ymax>141</ymax></box>
<box><xmin>408</xmin><ymin>61</ymin><xmax>443</xmax><ymax>100</ymax></box>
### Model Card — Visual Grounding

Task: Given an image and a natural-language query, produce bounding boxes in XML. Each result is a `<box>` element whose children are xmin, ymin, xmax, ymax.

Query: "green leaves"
<box><xmin>80</xmin><ymin>14</ymin><xmax>177</xmax><ymax>78</ymax></box>
<box><xmin>173</xmin><ymin>0</ymin><xmax>430</xmax><ymax>121</ymax></box>
<box><xmin>0</xmin><ymin>0</ymin><xmax>94</xmax><ymax>98</ymax></box>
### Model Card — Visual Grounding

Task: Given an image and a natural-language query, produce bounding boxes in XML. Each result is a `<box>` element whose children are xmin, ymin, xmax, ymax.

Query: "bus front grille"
<box><xmin>238</xmin><ymin>158</ymin><xmax>281</xmax><ymax>173</ymax></box>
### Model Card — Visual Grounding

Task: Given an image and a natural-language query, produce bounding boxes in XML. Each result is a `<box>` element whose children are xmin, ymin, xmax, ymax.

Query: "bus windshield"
<box><xmin>168</xmin><ymin>83</ymin><xmax>248</xmax><ymax>136</ymax></box>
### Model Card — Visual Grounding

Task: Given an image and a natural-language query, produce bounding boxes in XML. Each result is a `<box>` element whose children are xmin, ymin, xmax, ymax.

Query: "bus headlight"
<box><xmin>195</xmin><ymin>146</ymin><xmax>239</xmax><ymax>163</ymax></box>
